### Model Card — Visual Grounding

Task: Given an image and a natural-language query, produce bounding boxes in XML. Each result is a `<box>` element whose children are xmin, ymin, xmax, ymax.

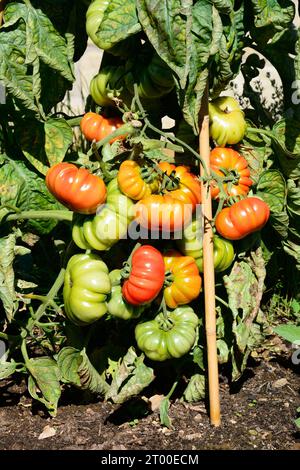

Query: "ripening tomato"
<box><xmin>163</xmin><ymin>250</ymin><xmax>202</xmax><ymax>309</ymax></box>
<box><xmin>210</xmin><ymin>147</ymin><xmax>252</xmax><ymax>199</ymax></box>
<box><xmin>135</xmin><ymin>194</ymin><xmax>192</xmax><ymax>233</ymax></box>
<box><xmin>80</xmin><ymin>112</ymin><xmax>125</xmax><ymax>144</ymax></box>
<box><xmin>117</xmin><ymin>160</ymin><xmax>159</xmax><ymax>201</ymax></box>
<box><xmin>122</xmin><ymin>245</ymin><xmax>165</xmax><ymax>306</ymax></box>
<box><xmin>158</xmin><ymin>161</ymin><xmax>201</xmax><ymax>211</ymax></box>
<box><xmin>45</xmin><ymin>162</ymin><xmax>106</xmax><ymax>214</ymax></box>
<box><xmin>215</xmin><ymin>197</ymin><xmax>270</xmax><ymax>240</ymax></box>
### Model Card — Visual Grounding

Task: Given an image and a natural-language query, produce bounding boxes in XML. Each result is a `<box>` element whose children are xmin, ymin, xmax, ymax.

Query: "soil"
<box><xmin>0</xmin><ymin>359</ymin><xmax>299</xmax><ymax>451</ymax></box>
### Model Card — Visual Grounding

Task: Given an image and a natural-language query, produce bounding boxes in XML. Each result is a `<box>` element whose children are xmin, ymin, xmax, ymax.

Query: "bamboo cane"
<box><xmin>199</xmin><ymin>84</ymin><xmax>221</xmax><ymax>426</ymax></box>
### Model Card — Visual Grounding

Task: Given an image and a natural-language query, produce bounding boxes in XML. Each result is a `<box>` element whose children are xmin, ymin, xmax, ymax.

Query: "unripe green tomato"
<box><xmin>135</xmin><ymin>306</ymin><xmax>199</xmax><ymax>361</ymax></box>
<box><xmin>209</xmin><ymin>96</ymin><xmax>246</xmax><ymax>147</ymax></box>
<box><xmin>177</xmin><ymin>216</ymin><xmax>235</xmax><ymax>272</ymax></box>
<box><xmin>72</xmin><ymin>178</ymin><xmax>134</xmax><ymax>251</ymax></box>
<box><xmin>63</xmin><ymin>253</ymin><xmax>111</xmax><ymax>326</ymax></box>
<box><xmin>86</xmin><ymin>0</ymin><xmax>109</xmax><ymax>48</ymax></box>
<box><xmin>90</xmin><ymin>65</ymin><xmax>126</xmax><ymax>107</ymax></box>
<box><xmin>106</xmin><ymin>270</ymin><xmax>145</xmax><ymax>320</ymax></box>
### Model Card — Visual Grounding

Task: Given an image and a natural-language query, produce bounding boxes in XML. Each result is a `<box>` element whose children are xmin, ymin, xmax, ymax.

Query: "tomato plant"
<box><xmin>215</xmin><ymin>197</ymin><xmax>270</xmax><ymax>240</ymax></box>
<box><xmin>46</xmin><ymin>163</ymin><xmax>106</xmax><ymax>214</ymax></box>
<box><xmin>135</xmin><ymin>306</ymin><xmax>199</xmax><ymax>361</ymax></box>
<box><xmin>0</xmin><ymin>0</ymin><xmax>298</xmax><ymax>423</ymax></box>
<box><xmin>122</xmin><ymin>245</ymin><xmax>165</xmax><ymax>305</ymax></box>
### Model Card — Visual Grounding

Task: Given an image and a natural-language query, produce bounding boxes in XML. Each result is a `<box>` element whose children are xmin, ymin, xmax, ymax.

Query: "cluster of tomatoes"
<box><xmin>45</xmin><ymin>95</ymin><xmax>270</xmax><ymax>362</ymax></box>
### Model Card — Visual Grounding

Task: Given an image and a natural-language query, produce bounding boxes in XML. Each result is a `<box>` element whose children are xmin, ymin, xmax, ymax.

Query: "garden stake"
<box><xmin>199</xmin><ymin>84</ymin><xmax>221</xmax><ymax>426</ymax></box>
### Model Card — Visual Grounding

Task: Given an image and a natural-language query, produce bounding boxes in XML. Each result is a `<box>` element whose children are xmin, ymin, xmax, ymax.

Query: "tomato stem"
<box><xmin>33</xmin><ymin>267</ymin><xmax>66</xmax><ymax>322</ymax></box>
<box><xmin>4</xmin><ymin>210</ymin><xmax>73</xmax><ymax>222</ymax></box>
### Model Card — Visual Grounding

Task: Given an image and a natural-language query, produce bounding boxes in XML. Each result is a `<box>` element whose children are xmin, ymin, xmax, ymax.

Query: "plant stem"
<box><xmin>166</xmin><ymin>379</ymin><xmax>179</xmax><ymax>400</ymax></box>
<box><xmin>21</xmin><ymin>339</ymin><xmax>30</xmax><ymax>364</ymax></box>
<box><xmin>67</xmin><ymin>116</ymin><xmax>83</xmax><ymax>127</ymax></box>
<box><xmin>5</xmin><ymin>210</ymin><xmax>73</xmax><ymax>222</ymax></box>
<box><xmin>246</xmin><ymin>126</ymin><xmax>274</xmax><ymax>140</ymax></box>
<box><xmin>33</xmin><ymin>268</ymin><xmax>65</xmax><ymax>322</ymax></box>
<box><xmin>215</xmin><ymin>295</ymin><xmax>229</xmax><ymax>308</ymax></box>
<box><xmin>87</xmin><ymin>123</ymin><xmax>138</xmax><ymax>157</ymax></box>
<box><xmin>133</xmin><ymin>84</ymin><xmax>209</xmax><ymax>176</ymax></box>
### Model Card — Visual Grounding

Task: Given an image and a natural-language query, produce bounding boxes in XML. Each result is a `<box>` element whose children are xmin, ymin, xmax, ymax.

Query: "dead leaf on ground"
<box><xmin>149</xmin><ymin>394</ymin><xmax>164</xmax><ymax>412</ymax></box>
<box><xmin>38</xmin><ymin>425</ymin><xmax>56</xmax><ymax>440</ymax></box>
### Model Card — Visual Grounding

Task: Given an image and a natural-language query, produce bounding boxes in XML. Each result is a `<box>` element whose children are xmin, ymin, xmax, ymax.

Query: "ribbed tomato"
<box><xmin>135</xmin><ymin>194</ymin><xmax>192</xmax><ymax>233</ymax></box>
<box><xmin>122</xmin><ymin>245</ymin><xmax>165</xmax><ymax>306</ymax></box>
<box><xmin>80</xmin><ymin>112</ymin><xmax>125</xmax><ymax>144</ymax></box>
<box><xmin>45</xmin><ymin>162</ymin><xmax>106</xmax><ymax>214</ymax></box>
<box><xmin>215</xmin><ymin>197</ymin><xmax>270</xmax><ymax>240</ymax></box>
<box><xmin>210</xmin><ymin>147</ymin><xmax>252</xmax><ymax>199</ymax></box>
<box><xmin>158</xmin><ymin>161</ymin><xmax>201</xmax><ymax>211</ymax></box>
<box><xmin>163</xmin><ymin>250</ymin><xmax>202</xmax><ymax>309</ymax></box>
<box><xmin>117</xmin><ymin>160</ymin><xmax>159</xmax><ymax>201</ymax></box>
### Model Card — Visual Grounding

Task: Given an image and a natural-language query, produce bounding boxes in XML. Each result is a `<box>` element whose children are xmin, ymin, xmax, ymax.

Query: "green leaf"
<box><xmin>295</xmin><ymin>417</ymin><xmax>300</xmax><ymax>429</ymax></box>
<box><xmin>15</xmin><ymin>119</ymin><xmax>49</xmax><ymax>175</ymax></box>
<box><xmin>212</xmin><ymin>0</ymin><xmax>232</xmax><ymax>14</ymax></box>
<box><xmin>96</xmin><ymin>0</ymin><xmax>141</xmax><ymax>50</ymax></box>
<box><xmin>274</xmin><ymin>324</ymin><xmax>300</xmax><ymax>344</ymax></box>
<box><xmin>105</xmin><ymin>346</ymin><xmax>154</xmax><ymax>404</ymax></box>
<box><xmin>0</xmin><ymin>155</ymin><xmax>62</xmax><ymax>234</ymax></box>
<box><xmin>44</xmin><ymin>118</ymin><xmax>73</xmax><ymax>166</ymax></box>
<box><xmin>257</xmin><ymin>169</ymin><xmax>286</xmax><ymax>212</ymax></box>
<box><xmin>287</xmin><ymin>179</ymin><xmax>300</xmax><ymax>233</ymax></box>
<box><xmin>0</xmin><ymin>26</ymin><xmax>38</xmax><ymax>113</ymax></box>
<box><xmin>0</xmin><ymin>230</ymin><xmax>22</xmax><ymax>321</ymax></box>
<box><xmin>0</xmin><ymin>360</ymin><xmax>17</xmax><ymax>379</ymax></box>
<box><xmin>270</xmin><ymin>211</ymin><xmax>289</xmax><ymax>239</ymax></box>
<box><xmin>282</xmin><ymin>240</ymin><xmax>300</xmax><ymax>270</ymax></box>
<box><xmin>27</xmin><ymin>357</ymin><xmax>61</xmax><ymax>417</ymax></box>
<box><xmin>159</xmin><ymin>397</ymin><xmax>172</xmax><ymax>429</ymax></box>
<box><xmin>250</xmin><ymin>0</ymin><xmax>295</xmax><ymax>45</ymax></box>
<box><xmin>271</xmin><ymin>118</ymin><xmax>300</xmax><ymax>179</ymax></box>
<box><xmin>224</xmin><ymin>249</ymin><xmax>267</xmax><ymax>381</ymax></box>
<box><xmin>4</xmin><ymin>2</ymin><xmax>74</xmax><ymax>82</ymax></box>
<box><xmin>192</xmin><ymin>345</ymin><xmax>205</xmax><ymax>370</ymax></box>
<box><xmin>217</xmin><ymin>339</ymin><xmax>229</xmax><ymax>364</ymax></box>
<box><xmin>137</xmin><ymin>0</ymin><xmax>193</xmax><ymax>88</ymax></box>
<box><xmin>241</xmin><ymin>128</ymin><xmax>273</xmax><ymax>184</ymax></box>
<box><xmin>183</xmin><ymin>374</ymin><xmax>206</xmax><ymax>403</ymax></box>
<box><xmin>182</xmin><ymin>0</ymin><xmax>215</xmax><ymax>133</ymax></box>
<box><xmin>56</xmin><ymin>346</ymin><xmax>109</xmax><ymax>395</ymax></box>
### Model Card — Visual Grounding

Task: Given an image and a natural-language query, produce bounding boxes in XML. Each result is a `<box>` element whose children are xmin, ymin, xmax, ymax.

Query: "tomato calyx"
<box><xmin>156</xmin><ymin>315</ymin><xmax>175</xmax><ymax>332</ymax></box>
<box><xmin>140</xmin><ymin>166</ymin><xmax>158</xmax><ymax>184</ymax></box>
<box><xmin>164</xmin><ymin>270</ymin><xmax>174</xmax><ymax>287</ymax></box>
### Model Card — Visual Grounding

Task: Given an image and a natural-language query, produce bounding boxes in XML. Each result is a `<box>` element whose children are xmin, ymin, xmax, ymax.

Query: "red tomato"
<box><xmin>215</xmin><ymin>197</ymin><xmax>270</xmax><ymax>240</ymax></box>
<box><xmin>46</xmin><ymin>162</ymin><xmax>106</xmax><ymax>214</ymax></box>
<box><xmin>122</xmin><ymin>245</ymin><xmax>165</xmax><ymax>305</ymax></box>
<box><xmin>80</xmin><ymin>112</ymin><xmax>126</xmax><ymax>144</ymax></box>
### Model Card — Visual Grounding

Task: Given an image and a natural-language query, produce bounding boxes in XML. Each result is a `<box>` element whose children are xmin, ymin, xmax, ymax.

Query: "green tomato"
<box><xmin>72</xmin><ymin>178</ymin><xmax>134</xmax><ymax>251</ymax></box>
<box><xmin>177</xmin><ymin>216</ymin><xmax>235</xmax><ymax>273</ymax></box>
<box><xmin>106</xmin><ymin>270</ymin><xmax>145</xmax><ymax>320</ymax></box>
<box><xmin>124</xmin><ymin>48</ymin><xmax>174</xmax><ymax>100</ymax></box>
<box><xmin>63</xmin><ymin>253</ymin><xmax>111</xmax><ymax>326</ymax></box>
<box><xmin>90</xmin><ymin>65</ymin><xmax>126</xmax><ymax>107</ymax></box>
<box><xmin>135</xmin><ymin>306</ymin><xmax>199</xmax><ymax>361</ymax></box>
<box><xmin>209</xmin><ymin>96</ymin><xmax>246</xmax><ymax>147</ymax></box>
<box><xmin>86</xmin><ymin>0</ymin><xmax>109</xmax><ymax>48</ymax></box>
